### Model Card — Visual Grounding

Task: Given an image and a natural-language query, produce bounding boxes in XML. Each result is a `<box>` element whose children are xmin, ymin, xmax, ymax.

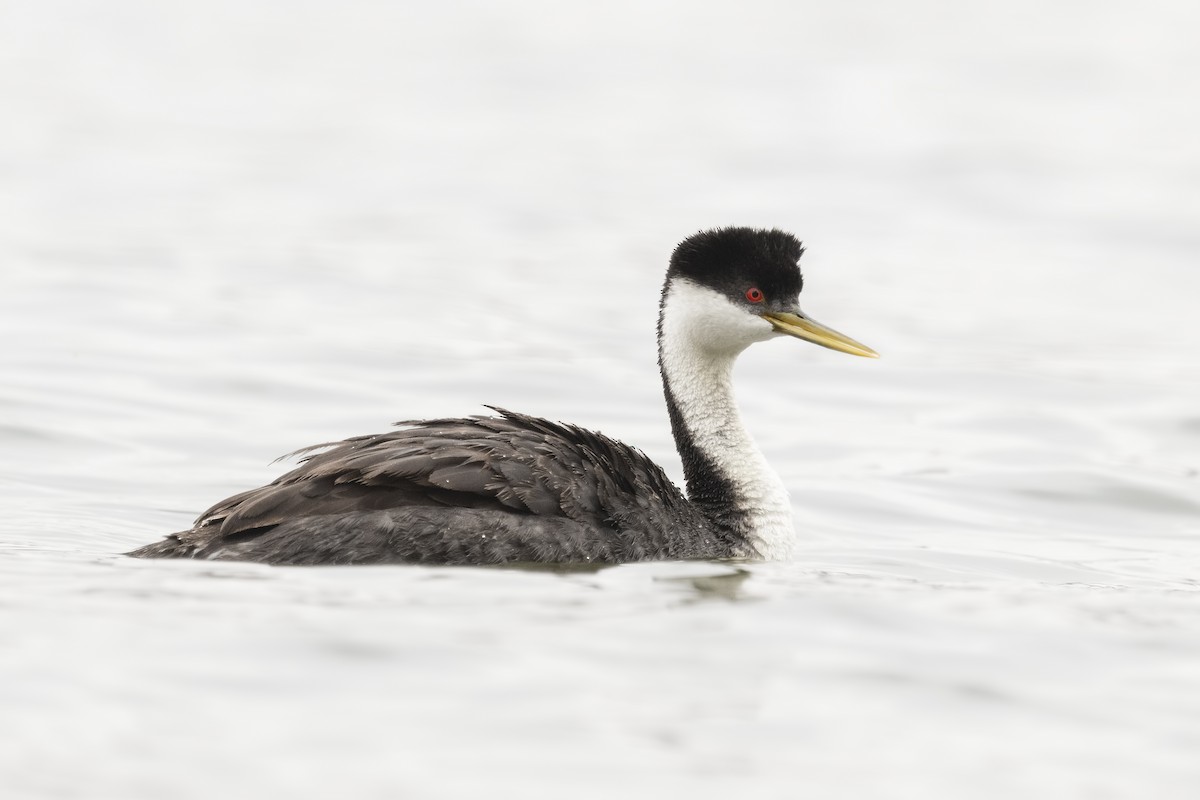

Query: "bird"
<box><xmin>128</xmin><ymin>227</ymin><xmax>877</xmax><ymax>566</ymax></box>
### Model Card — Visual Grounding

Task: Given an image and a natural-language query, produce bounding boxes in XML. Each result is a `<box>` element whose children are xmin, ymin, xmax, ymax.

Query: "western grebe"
<box><xmin>129</xmin><ymin>227</ymin><xmax>877</xmax><ymax>565</ymax></box>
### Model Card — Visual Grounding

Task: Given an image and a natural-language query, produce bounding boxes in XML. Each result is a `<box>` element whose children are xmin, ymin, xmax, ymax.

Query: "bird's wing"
<box><xmin>192</xmin><ymin>408</ymin><xmax>689</xmax><ymax>539</ymax></box>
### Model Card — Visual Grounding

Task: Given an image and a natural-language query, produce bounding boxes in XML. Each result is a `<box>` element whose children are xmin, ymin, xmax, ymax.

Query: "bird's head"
<box><xmin>661</xmin><ymin>227</ymin><xmax>877</xmax><ymax>359</ymax></box>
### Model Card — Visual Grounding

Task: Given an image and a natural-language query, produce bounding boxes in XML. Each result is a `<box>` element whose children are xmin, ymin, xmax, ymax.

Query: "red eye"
<box><xmin>745</xmin><ymin>287</ymin><xmax>765</xmax><ymax>303</ymax></box>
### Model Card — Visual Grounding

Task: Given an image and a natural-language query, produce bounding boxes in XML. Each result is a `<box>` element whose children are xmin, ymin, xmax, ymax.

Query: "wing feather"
<box><xmin>187</xmin><ymin>408</ymin><xmax>695</xmax><ymax>553</ymax></box>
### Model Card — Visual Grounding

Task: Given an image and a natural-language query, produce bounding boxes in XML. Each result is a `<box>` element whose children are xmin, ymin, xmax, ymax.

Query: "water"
<box><xmin>2</xmin><ymin>1</ymin><xmax>1199</xmax><ymax>798</ymax></box>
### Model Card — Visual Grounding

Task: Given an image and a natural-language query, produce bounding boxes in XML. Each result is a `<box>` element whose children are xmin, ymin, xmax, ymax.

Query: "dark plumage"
<box><xmin>130</xmin><ymin>227</ymin><xmax>876</xmax><ymax>566</ymax></box>
<box><xmin>131</xmin><ymin>408</ymin><xmax>721</xmax><ymax>565</ymax></box>
<box><xmin>669</xmin><ymin>227</ymin><xmax>803</xmax><ymax>303</ymax></box>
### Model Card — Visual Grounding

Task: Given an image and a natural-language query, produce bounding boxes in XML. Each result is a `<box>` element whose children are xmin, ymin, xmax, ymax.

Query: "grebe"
<box><xmin>129</xmin><ymin>227</ymin><xmax>876</xmax><ymax>565</ymax></box>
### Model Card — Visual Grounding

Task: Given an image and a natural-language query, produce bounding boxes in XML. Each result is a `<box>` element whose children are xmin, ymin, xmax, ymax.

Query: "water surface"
<box><xmin>2</xmin><ymin>2</ymin><xmax>1198</xmax><ymax>798</ymax></box>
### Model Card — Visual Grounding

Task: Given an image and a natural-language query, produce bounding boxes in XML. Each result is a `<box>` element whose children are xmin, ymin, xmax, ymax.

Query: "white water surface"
<box><xmin>2</xmin><ymin>1</ymin><xmax>1199</xmax><ymax>798</ymax></box>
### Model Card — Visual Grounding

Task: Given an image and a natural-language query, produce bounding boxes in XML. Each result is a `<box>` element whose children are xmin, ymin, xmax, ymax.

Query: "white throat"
<box><xmin>658</xmin><ymin>279</ymin><xmax>796</xmax><ymax>559</ymax></box>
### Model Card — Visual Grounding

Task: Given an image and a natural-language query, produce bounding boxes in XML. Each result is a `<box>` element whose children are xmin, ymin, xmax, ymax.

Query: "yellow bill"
<box><xmin>761</xmin><ymin>311</ymin><xmax>879</xmax><ymax>358</ymax></box>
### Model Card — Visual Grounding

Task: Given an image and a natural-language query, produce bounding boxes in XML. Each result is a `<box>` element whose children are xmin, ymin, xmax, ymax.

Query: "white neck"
<box><xmin>658</xmin><ymin>279</ymin><xmax>796</xmax><ymax>559</ymax></box>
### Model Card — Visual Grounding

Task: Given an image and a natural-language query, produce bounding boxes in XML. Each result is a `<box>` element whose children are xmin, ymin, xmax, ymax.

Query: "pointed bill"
<box><xmin>761</xmin><ymin>311</ymin><xmax>879</xmax><ymax>358</ymax></box>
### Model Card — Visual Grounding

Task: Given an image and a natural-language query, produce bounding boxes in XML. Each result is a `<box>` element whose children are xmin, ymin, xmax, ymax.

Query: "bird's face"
<box><xmin>665</xmin><ymin>227</ymin><xmax>877</xmax><ymax>359</ymax></box>
<box><xmin>740</xmin><ymin>282</ymin><xmax>878</xmax><ymax>359</ymax></box>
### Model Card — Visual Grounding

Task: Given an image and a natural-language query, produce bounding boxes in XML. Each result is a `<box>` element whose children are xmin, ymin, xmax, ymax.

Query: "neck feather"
<box><xmin>657</xmin><ymin>279</ymin><xmax>795</xmax><ymax>559</ymax></box>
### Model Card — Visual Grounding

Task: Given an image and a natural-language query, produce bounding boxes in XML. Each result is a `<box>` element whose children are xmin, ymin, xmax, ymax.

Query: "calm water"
<box><xmin>2</xmin><ymin>1</ymin><xmax>1199</xmax><ymax>798</ymax></box>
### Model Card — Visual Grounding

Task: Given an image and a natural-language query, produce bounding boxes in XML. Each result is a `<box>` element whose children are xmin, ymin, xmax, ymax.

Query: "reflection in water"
<box><xmin>655</xmin><ymin>567</ymin><xmax>756</xmax><ymax>604</ymax></box>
